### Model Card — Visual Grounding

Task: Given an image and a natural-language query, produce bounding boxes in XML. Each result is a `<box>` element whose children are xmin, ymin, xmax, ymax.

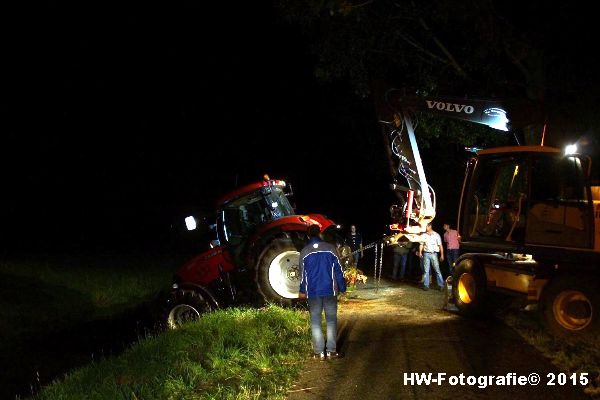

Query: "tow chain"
<box><xmin>348</xmin><ymin>240</ymin><xmax>382</xmax><ymax>258</ymax></box>
<box><xmin>347</xmin><ymin>240</ymin><xmax>381</xmax><ymax>257</ymax></box>
<box><xmin>373</xmin><ymin>242</ymin><xmax>378</xmax><ymax>286</ymax></box>
<box><xmin>379</xmin><ymin>243</ymin><xmax>385</xmax><ymax>289</ymax></box>
<box><xmin>376</xmin><ymin>242</ymin><xmax>384</xmax><ymax>292</ymax></box>
<box><xmin>349</xmin><ymin>240</ymin><xmax>387</xmax><ymax>293</ymax></box>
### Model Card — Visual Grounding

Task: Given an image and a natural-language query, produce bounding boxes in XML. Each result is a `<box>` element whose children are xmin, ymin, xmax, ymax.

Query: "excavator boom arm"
<box><xmin>382</xmin><ymin>90</ymin><xmax>540</xmax><ymax>239</ymax></box>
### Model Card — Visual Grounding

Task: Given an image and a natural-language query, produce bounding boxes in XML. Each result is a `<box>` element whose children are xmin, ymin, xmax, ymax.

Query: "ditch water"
<box><xmin>0</xmin><ymin>303</ymin><xmax>159</xmax><ymax>400</ymax></box>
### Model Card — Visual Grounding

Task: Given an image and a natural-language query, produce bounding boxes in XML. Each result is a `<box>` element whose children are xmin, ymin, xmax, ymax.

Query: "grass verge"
<box><xmin>33</xmin><ymin>306</ymin><xmax>310</xmax><ymax>400</ymax></box>
<box><xmin>0</xmin><ymin>254</ymin><xmax>176</xmax><ymax>341</ymax></box>
<box><xmin>501</xmin><ymin>309</ymin><xmax>600</xmax><ymax>397</ymax></box>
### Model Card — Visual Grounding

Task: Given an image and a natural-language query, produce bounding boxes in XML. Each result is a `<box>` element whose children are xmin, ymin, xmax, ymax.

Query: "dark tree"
<box><xmin>276</xmin><ymin>0</ymin><xmax>599</xmax><ymax>148</ymax></box>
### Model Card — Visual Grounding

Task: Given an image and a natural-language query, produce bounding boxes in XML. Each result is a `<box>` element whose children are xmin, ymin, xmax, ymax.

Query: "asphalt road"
<box><xmin>288</xmin><ymin>279</ymin><xmax>588</xmax><ymax>400</ymax></box>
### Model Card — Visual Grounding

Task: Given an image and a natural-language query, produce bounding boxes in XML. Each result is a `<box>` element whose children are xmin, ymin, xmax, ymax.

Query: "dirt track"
<box><xmin>288</xmin><ymin>279</ymin><xmax>588</xmax><ymax>400</ymax></box>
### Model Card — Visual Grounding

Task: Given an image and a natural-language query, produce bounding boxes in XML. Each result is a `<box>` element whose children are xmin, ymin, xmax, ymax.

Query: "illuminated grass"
<box><xmin>33</xmin><ymin>306</ymin><xmax>311</xmax><ymax>400</ymax></box>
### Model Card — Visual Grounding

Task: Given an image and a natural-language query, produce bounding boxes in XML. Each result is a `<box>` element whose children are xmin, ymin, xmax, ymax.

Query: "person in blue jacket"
<box><xmin>298</xmin><ymin>224</ymin><xmax>346</xmax><ymax>360</ymax></box>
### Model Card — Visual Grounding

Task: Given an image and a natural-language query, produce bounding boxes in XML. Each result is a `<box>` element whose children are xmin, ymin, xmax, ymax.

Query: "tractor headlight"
<box><xmin>185</xmin><ymin>216</ymin><xmax>197</xmax><ymax>231</ymax></box>
<box><xmin>565</xmin><ymin>144</ymin><xmax>578</xmax><ymax>155</ymax></box>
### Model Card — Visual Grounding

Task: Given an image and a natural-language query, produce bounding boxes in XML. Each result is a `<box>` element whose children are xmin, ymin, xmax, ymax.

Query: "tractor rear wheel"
<box><xmin>255</xmin><ymin>239</ymin><xmax>302</xmax><ymax>305</ymax></box>
<box><xmin>540</xmin><ymin>275</ymin><xmax>599</xmax><ymax>339</ymax></box>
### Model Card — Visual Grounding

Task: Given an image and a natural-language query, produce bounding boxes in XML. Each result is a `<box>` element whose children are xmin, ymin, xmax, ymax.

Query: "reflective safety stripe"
<box><xmin>305</xmin><ymin>272</ymin><xmax>309</xmax><ymax>298</ymax></box>
<box><xmin>331</xmin><ymin>265</ymin><xmax>335</xmax><ymax>295</ymax></box>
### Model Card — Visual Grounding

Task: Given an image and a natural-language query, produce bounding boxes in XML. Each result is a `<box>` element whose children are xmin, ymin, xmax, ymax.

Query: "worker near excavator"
<box><xmin>418</xmin><ymin>223</ymin><xmax>445</xmax><ymax>291</ymax></box>
<box><xmin>443</xmin><ymin>223</ymin><xmax>461</xmax><ymax>274</ymax></box>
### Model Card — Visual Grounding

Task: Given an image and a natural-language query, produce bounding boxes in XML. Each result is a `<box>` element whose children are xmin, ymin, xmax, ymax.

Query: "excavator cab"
<box><xmin>459</xmin><ymin>146</ymin><xmax>595</xmax><ymax>252</ymax></box>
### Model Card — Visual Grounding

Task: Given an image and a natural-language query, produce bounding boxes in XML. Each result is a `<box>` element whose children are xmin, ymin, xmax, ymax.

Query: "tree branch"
<box><xmin>416</xmin><ymin>16</ymin><xmax>468</xmax><ymax>79</ymax></box>
<box><xmin>503</xmin><ymin>42</ymin><xmax>531</xmax><ymax>82</ymax></box>
<box><xmin>397</xmin><ymin>33</ymin><xmax>449</xmax><ymax>65</ymax></box>
<box><xmin>346</xmin><ymin>0</ymin><xmax>376</xmax><ymax>9</ymax></box>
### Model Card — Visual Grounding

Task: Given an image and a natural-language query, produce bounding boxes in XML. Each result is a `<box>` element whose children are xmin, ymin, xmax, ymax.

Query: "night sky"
<box><xmin>2</xmin><ymin>5</ymin><xmax>393</xmax><ymax>254</ymax></box>
<box><xmin>2</xmin><ymin>3</ymin><xmax>598</xmax><ymax>254</ymax></box>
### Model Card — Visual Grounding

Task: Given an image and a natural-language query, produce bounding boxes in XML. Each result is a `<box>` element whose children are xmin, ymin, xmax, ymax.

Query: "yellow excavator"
<box><xmin>382</xmin><ymin>90</ymin><xmax>599</xmax><ymax>339</ymax></box>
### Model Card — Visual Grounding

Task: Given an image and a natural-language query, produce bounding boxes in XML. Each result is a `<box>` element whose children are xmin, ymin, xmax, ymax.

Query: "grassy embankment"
<box><xmin>33</xmin><ymin>306</ymin><xmax>310</xmax><ymax>400</ymax></box>
<box><xmin>501</xmin><ymin>309</ymin><xmax>600</xmax><ymax>397</ymax></box>
<box><xmin>0</xmin><ymin>254</ymin><xmax>177</xmax><ymax>342</ymax></box>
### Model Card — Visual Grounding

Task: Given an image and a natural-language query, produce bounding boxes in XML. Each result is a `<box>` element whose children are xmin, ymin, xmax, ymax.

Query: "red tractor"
<box><xmin>165</xmin><ymin>176</ymin><xmax>343</xmax><ymax>328</ymax></box>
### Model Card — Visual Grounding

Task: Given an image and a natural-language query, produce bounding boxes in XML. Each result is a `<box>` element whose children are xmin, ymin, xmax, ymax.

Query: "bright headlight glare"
<box><xmin>565</xmin><ymin>144</ymin><xmax>578</xmax><ymax>155</ymax></box>
<box><xmin>185</xmin><ymin>216</ymin><xmax>197</xmax><ymax>231</ymax></box>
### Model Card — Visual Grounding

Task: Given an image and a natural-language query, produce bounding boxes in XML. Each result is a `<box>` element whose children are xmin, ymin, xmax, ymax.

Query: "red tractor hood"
<box><xmin>252</xmin><ymin>214</ymin><xmax>335</xmax><ymax>238</ymax></box>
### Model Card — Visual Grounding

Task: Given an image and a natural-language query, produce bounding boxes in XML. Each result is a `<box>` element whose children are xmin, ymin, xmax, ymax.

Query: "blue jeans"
<box><xmin>423</xmin><ymin>252</ymin><xmax>444</xmax><ymax>288</ymax></box>
<box><xmin>446</xmin><ymin>249</ymin><xmax>460</xmax><ymax>271</ymax></box>
<box><xmin>392</xmin><ymin>252</ymin><xmax>408</xmax><ymax>279</ymax></box>
<box><xmin>307</xmin><ymin>296</ymin><xmax>338</xmax><ymax>353</ymax></box>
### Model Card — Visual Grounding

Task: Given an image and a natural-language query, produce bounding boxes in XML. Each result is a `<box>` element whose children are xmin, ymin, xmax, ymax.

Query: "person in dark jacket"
<box><xmin>391</xmin><ymin>240</ymin><xmax>414</xmax><ymax>281</ymax></box>
<box><xmin>345</xmin><ymin>224</ymin><xmax>363</xmax><ymax>265</ymax></box>
<box><xmin>298</xmin><ymin>225</ymin><xmax>346</xmax><ymax>360</ymax></box>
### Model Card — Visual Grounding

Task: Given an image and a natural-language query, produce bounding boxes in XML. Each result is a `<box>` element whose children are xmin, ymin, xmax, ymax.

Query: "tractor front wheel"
<box><xmin>164</xmin><ymin>289</ymin><xmax>216</xmax><ymax>329</ymax></box>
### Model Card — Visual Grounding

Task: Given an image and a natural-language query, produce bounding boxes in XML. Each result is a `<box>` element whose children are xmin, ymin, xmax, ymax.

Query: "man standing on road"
<box><xmin>299</xmin><ymin>225</ymin><xmax>346</xmax><ymax>360</ymax></box>
<box><xmin>391</xmin><ymin>240</ymin><xmax>413</xmax><ymax>281</ymax></box>
<box><xmin>418</xmin><ymin>223</ymin><xmax>445</xmax><ymax>291</ymax></box>
<box><xmin>345</xmin><ymin>224</ymin><xmax>363</xmax><ymax>266</ymax></box>
<box><xmin>443</xmin><ymin>223</ymin><xmax>461</xmax><ymax>274</ymax></box>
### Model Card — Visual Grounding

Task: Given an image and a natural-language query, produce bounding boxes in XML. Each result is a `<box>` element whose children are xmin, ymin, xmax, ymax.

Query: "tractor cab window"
<box><xmin>219</xmin><ymin>192</ymin><xmax>266</xmax><ymax>243</ymax></box>
<box><xmin>466</xmin><ymin>156</ymin><xmax>528</xmax><ymax>243</ymax></box>
<box><xmin>526</xmin><ymin>155</ymin><xmax>592</xmax><ymax>248</ymax></box>
<box><xmin>261</xmin><ymin>187</ymin><xmax>294</xmax><ymax>219</ymax></box>
<box><xmin>207</xmin><ymin>221</ymin><xmax>220</xmax><ymax>248</ymax></box>
<box><xmin>217</xmin><ymin>187</ymin><xmax>295</xmax><ymax>245</ymax></box>
<box><xmin>216</xmin><ymin>209</ymin><xmax>243</xmax><ymax>247</ymax></box>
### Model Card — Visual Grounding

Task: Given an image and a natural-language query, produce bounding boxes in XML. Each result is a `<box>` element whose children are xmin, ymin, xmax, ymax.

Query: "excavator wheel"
<box><xmin>255</xmin><ymin>238</ymin><xmax>303</xmax><ymax>305</ymax></box>
<box><xmin>453</xmin><ymin>258</ymin><xmax>490</xmax><ymax>317</ymax></box>
<box><xmin>540</xmin><ymin>275</ymin><xmax>599</xmax><ymax>340</ymax></box>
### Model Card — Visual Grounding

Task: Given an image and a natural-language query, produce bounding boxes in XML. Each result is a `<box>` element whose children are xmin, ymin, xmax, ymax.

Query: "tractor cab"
<box><xmin>215</xmin><ymin>179</ymin><xmax>294</xmax><ymax>247</ymax></box>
